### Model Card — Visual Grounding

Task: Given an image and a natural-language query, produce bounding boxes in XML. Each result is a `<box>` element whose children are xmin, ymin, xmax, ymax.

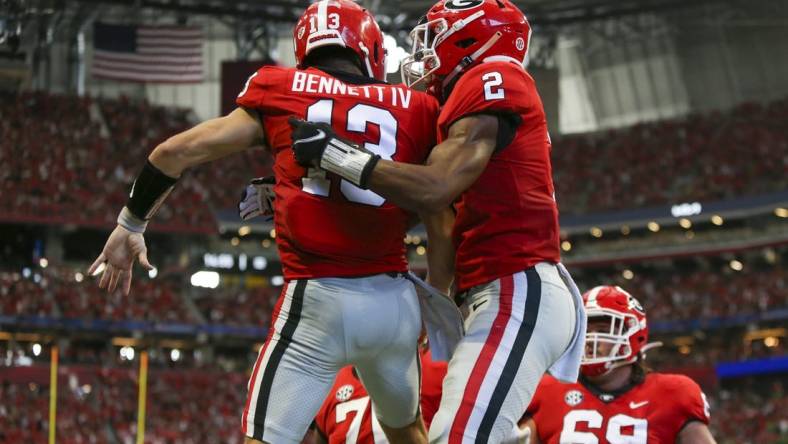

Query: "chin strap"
<box><xmin>640</xmin><ymin>341</ymin><xmax>663</xmax><ymax>359</ymax></box>
<box><xmin>358</xmin><ymin>41</ymin><xmax>377</xmax><ymax>80</ymax></box>
<box><xmin>441</xmin><ymin>31</ymin><xmax>502</xmax><ymax>91</ymax></box>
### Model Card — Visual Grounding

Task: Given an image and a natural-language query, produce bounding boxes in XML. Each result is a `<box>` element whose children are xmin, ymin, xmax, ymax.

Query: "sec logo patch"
<box><xmin>565</xmin><ymin>390</ymin><xmax>583</xmax><ymax>406</ymax></box>
<box><xmin>336</xmin><ymin>384</ymin><xmax>354</xmax><ymax>402</ymax></box>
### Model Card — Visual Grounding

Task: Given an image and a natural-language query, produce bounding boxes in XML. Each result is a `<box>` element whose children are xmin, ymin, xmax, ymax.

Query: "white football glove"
<box><xmin>238</xmin><ymin>176</ymin><xmax>275</xmax><ymax>221</ymax></box>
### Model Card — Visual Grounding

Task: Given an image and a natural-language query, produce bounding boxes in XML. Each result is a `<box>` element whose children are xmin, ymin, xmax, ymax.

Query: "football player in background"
<box><xmin>518</xmin><ymin>286</ymin><xmax>716</xmax><ymax>444</ymax></box>
<box><xmin>88</xmin><ymin>1</ymin><xmax>455</xmax><ymax>443</ymax></box>
<box><xmin>312</xmin><ymin>340</ymin><xmax>449</xmax><ymax>444</ymax></box>
<box><xmin>289</xmin><ymin>0</ymin><xmax>585</xmax><ymax>441</ymax></box>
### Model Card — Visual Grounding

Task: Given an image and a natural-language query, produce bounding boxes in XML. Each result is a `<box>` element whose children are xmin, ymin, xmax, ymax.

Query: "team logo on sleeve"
<box><xmin>564</xmin><ymin>390</ymin><xmax>584</xmax><ymax>406</ymax></box>
<box><xmin>444</xmin><ymin>0</ymin><xmax>484</xmax><ymax>10</ymax></box>
<box><xmin>336</xmin><ymin>384</ymin><xmax>354</xmax><ymax>402</ymax></box>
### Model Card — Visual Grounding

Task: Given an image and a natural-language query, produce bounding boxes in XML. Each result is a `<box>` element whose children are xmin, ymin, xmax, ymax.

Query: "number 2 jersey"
<box><xmin>437</xmin><ymin>60</ymin><xmax>561</xmax><ymax>291</ymax></box>
<box><xmin>314</xmin><ymin>348</ymin><xmax>448</xmax><ymax>443</ymax></box>
<box><xmin>237</xmin><ymin>66</ymin><xmax>439</xmax><ymax>280</ymax></box>
<box><xmin>525</xmin><ymin>373</ymin><xmax>711</xmax><ymax>443</ymax></box>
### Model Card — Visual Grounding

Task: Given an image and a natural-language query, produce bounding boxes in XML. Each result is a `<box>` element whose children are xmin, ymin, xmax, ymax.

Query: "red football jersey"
<box><xmin>437</xmin><ymin>61</ymin><xmax>561</xmax><ymax>291</ymax></box>
<box><xmin>237</xmin><ymin>66</ymin><xmax>439</xmax><ymax>280</ymax></box>
<box><xmin>314</xmin><ymin>349</ymin><xmax>448</xmax><ymax>444</ymax></box>
<box><xmin>526</xmin><ymin>373</ymin><xmax>711</xmax><ymax>444</ymax></box>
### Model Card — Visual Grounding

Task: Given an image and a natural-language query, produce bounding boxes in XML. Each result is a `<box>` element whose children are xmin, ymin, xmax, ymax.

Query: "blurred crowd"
<box><xmin>0</xmin><ymin>92</ymin><xmax>270</xmax><ymax>233</ymax></box>
<box><xmin>0</xmin><ymin>268</ymin><xmax>196</xmax><ymax>323</ymax></box>
<box><xmin>713</xmin><ymin>378</ymin><xmax>788</xmax><ymax>444</ymax></box>
<box><xmin>576</xmin><ymin>266</ymin><xmax>786</xmax><ymax>322</ymax></box>
<box><xmin>2</xmin><ymin>92</ymin><xmax>787</xmax><ymax>230</ymax></box>
<box><xmin>1</xmin><ymin>364</ymin><xmax>784</xmax><ymax>444</ymax></box>
<box><xmin>3</xmin><ymin>259</ymin><xmax>783</xmax><ymax>328</ymax></box>
<box><xmin>192</xmin><ymin>285</ymin><xmax>279</xmax><ymax>327</ymax></box>
<box><xmin>0</xmin><ymin>366</ymin><xmax>246</xmax><ymax>444</ymax></box>
<box><xmin>552</xmin><ymin>98</ymin><xmax>788</xmax><ymax>214</ymax></box>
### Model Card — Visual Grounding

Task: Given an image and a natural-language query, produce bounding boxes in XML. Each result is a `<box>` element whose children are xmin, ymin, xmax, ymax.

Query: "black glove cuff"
<box><xmin>126</xmin><ymin>160</ymin><xmax>178</xmax><ymax>220</ymax></box>
<box><xmin>358</xmin><ymin>154</ymin><xmax>381</xmax><ymax>190</ymax></box>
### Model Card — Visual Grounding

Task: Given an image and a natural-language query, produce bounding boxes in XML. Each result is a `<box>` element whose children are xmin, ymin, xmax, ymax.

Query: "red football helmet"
<box><xmin>293</xmin><ymin>0</ymin><xmax>387</xmax><ymax>80</ymax></box>
<box><xmin>401</xmin><ymin>0</ymin><xmax>531</xmax><ymax>99</ymax></box>
<box><xmin>580</xmin><ymin>285</ymin><xmax>649</xmax><ymax>377</ymax></box>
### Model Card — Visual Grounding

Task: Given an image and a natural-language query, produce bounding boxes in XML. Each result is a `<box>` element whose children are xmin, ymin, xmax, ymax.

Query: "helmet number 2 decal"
<box><xmin>482</xmin><ymin>72</ymin><xmax>505</xmax><ymax>101</ymax></box>
<box><xmin>445</xmin><ymin>0</ymin><xmax>485</xmax><ymax>10</ymax></box>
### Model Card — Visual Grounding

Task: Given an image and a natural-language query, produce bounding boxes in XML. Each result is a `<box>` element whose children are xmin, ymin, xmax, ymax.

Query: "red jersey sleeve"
<box><xmin>235</xmin><ymin>66</ymin><xmax>289</xmax><ymax>115</ymax></box>
<box><xmin>672</xmin><ymin>375</ymin><xmax>711</xmax><ymax>426</ymax></box>
<box><xmin>438</xmin><ymin>61</ymin><xmax>536</xmax><ymax>137</ymax></box>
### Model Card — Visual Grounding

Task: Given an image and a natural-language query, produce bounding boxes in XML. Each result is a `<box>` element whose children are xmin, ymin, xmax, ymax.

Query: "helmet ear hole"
<box><xmin>374</xmin><ymin>41</ymin><xmax>379</xmax><ymax>63</ymax></box>
<box><xmin>496</xmin><ymin>0</ymin><xmax>506</xmax><ymax>8</ymax></box>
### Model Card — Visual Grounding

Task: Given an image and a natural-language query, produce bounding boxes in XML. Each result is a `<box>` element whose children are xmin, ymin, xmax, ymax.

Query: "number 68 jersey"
<box><xmin>237</xmin><ymin>65</ymin><xmax>439</xmax><ymax>280</ymax></box>
<box><xmin>525</xmin><ymin>373</ymin><xmax>711</xmax><ymax>444</ymax></box>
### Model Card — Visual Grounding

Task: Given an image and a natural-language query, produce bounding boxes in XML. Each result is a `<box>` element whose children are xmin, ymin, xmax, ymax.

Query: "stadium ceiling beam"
<box><xmin>71</xmin><ymin>0</ymin><xmax>308</xmax><ymax>22</ymax></box>
<box><xmin>385</xmin><ymin>0</ymin><xmax>725</xmax><ymax>30</ymax></box>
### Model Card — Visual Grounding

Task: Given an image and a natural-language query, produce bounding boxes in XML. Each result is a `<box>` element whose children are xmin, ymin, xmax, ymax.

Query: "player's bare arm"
<box><xmin>88</xmin><ymin>107</ymin><xmax>263</xmax><ymax>295</ymax></box>
<box><xmin>678</xmin><ymin>421</ymin><xmax>717</xmax><ymax>444</ymax></box>
<box><xmin>149</xmin><ymin>107</ymin><xmax>263</xmax><ymax>177</ymax></box>
<box><xmin>290</xmin><ymin>114</ymin><xmax>499</xmax><ymax>214</ymax></box>
<box><xmin>421</xmin><ymin>208</ymin><xmax>456</xmax><ymax>294</ymax></box>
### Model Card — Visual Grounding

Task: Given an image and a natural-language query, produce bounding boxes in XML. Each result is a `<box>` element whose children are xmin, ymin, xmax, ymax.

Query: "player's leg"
<box><xmin>429</xmin><ymin>264</ymin><xmax>577</xmax><ymax>443</ymax></box>
<box><xmin>350</xmin><ymin>274</ymin><xmax>427</xmax><ymax>443</ymax></box>
<box><xmin>242</xmin><ymin>279</ymin><xmax>343</xmax><ymax>444</ymax></box>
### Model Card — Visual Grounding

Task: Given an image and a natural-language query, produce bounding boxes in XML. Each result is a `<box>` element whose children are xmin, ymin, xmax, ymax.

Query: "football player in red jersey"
<box><xmin>518</xmin><ymin>286</ymin><xmax>716</xmax><ymax>444</ymax></box>
<box><xmin>88</xmin><ymin>1</ymin><xmax>454</xmax><ymax>443</ymax></box>
<box><xmin>313</xmin><ymin>343</ymin><xmax>449</xmax><ymax>444</ymax></box>
<box><xmin>289</xmin><ymin>0</ymin><xmax>585</xmax><ymax>441</ymax></box>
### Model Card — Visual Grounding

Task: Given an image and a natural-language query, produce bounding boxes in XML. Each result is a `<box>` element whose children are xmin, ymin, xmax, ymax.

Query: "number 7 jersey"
<box><xmin>237</xmin><ymin>66</ymin><xmax>439</xmax><ymax>280</ymax></box>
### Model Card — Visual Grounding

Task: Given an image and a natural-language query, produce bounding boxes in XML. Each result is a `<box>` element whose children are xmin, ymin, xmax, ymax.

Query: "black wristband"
<box><xmin>358</xmin><ymin>154</ymin><xmax>381</xmax><ymax>190</ymax></box>
<box><xmin>126</xmin><ymin>160</ymin><xmax>178</xmax><ymax>220</ymax></box>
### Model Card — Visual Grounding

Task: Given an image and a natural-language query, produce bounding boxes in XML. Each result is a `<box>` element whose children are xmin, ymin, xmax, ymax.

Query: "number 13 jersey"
<box><xmin>237</xmin><ymin>66</ymin><xmax>439</xmax><ymax>280</ymax></box>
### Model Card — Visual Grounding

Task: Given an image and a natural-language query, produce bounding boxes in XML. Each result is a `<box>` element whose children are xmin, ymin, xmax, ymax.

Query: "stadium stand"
<box><xmin>2</xmin><ymin>91</ymin><xmax>786</xmax><ymax>231</ymax></box>
<box><xmin>552</xmin><ymin>98</ymin><xmax>788</xmax><ymax>214</ymax></box>
<box><xmin>0</xmin><ymin>92</ymin><xmax>271</xmax><ymax>234</ymax></box>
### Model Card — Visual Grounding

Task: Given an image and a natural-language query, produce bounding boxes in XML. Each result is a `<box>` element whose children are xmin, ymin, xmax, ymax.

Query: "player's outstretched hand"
<box><xmin>239</xmin><ymin>176</ymin><xmax>276</xmax><ymax>221</ymax></box>
<box><xmin>88</xmin><ymin>225</ymin><xmax>154</xmax><ymax>296</ymax></box>
<box><xmin>288</xmin><ymin>117</ymin><xmax>335</xmax><ymax>167</ymax></box>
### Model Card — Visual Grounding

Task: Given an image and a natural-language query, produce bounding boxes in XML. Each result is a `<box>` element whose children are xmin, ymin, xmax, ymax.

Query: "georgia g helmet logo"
<box><xmin>627</xmin><ymin>295</ymin><xmax>645</xmax><ymax>314</ymax></box>
<box><xmin>444</xmin><ymin>0</ymin><xmax>484</xmax><ymax>10</ymax></box>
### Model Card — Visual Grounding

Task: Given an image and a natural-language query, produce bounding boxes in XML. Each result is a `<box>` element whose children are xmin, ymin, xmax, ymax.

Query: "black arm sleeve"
<box><xmin>126</xmin><ymin>160</ymin><xmax>178</xmax><ymax>220</ymax></box>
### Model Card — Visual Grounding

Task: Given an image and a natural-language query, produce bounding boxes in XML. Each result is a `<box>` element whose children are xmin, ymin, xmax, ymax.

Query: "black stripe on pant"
<box><xmin>475</xmin><ymin>268</ymin><xmax>542</xmax><ymax>443</ymax></box>
<box><xmin>252</xmin><ymin>279</ymin><xmax>307</xmax><ymax>441</ymax></box>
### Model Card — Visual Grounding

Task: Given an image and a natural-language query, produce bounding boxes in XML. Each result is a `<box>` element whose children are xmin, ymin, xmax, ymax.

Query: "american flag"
<box><xmin>92</xmin><ymin>23</ymin><xmax>204</xmax><ymax>83</ymax></box>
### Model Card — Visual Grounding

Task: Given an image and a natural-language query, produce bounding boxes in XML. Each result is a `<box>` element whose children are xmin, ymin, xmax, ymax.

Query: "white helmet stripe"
<box><xmin>317</xmin><ymin>0</ymin><xmax>329</xmax><ymax>31</ymax></box>
<box><xmin>585</xmin><ymin>286</ymin><xmax>604</xmax><ymax>308</ymax></box>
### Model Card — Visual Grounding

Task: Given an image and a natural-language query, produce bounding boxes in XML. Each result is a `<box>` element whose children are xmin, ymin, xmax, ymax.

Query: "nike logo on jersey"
<box><xmin>294</xmin><ymin>129</ymin><xmax>326</xmax><ymax>145</ymax></box>
<box><xmin>629</xmin><ymin>400</ymin><xmax>649</xmax><ymax>409</ymax></box>
<box><xmin>471</xmin><ymin>300</ymin><xmax>487</xmax><ymax>311</ymax></box>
